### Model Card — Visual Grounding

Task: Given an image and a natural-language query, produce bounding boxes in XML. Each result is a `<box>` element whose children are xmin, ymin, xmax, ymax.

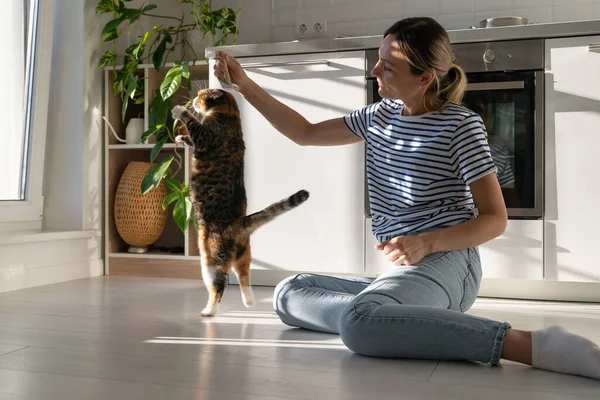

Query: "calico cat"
<box><xmin>171</xmin><ymin>88</ymin><xmax>309</xmax><ymax>317</ymax></box>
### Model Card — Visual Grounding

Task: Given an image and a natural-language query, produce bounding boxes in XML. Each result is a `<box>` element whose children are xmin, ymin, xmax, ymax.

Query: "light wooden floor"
<box><xmin>1</xmin><ymin>276</ymin><xmax>600</xmax><ymax>400</ymax></box>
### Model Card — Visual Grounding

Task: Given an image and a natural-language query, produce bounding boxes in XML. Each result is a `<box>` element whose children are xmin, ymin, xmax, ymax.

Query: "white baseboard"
<box><xmin>0</xmin><ymin>234</ymin><xmax>103</xmax><ymax>293</ymax></box>
<box><xmin>0</xmin><ymin>259</ymin><xmax>104</xmax><ymax>293</ymax></box>
<box><xmin>0</xmin><ymin>221</ymin><xmax>42</xmax><ymax>232</ymax></box>
<box><xmin>479</xmin><ymin>278</ymin><xmax>600</xmax><ymax>303</ymax></box>
<box><xmin>0</xmin><ymin>229</ymin><xmax>101</xmax><ymax>245</ymax></box>
<box><xmin>234</xmin><ymin>270</ymin><xmax>600</xmax><ymax>303</ymax></box>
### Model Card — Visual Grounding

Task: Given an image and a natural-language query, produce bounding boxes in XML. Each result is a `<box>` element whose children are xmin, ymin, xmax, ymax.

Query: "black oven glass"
<box><xmin>369</xmin><ymin>70</ymin><xmax>538</xmax><ymax>215</ymax></box>
<box><xmin>463</xmin><ymin>72</ymin><xmax>537</xmax><ymax>211</ymax></box>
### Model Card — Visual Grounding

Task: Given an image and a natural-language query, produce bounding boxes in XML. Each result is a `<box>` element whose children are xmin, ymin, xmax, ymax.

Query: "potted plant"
<box><xmin>97</xmin><ymin>0</ymin><xmax>241</xmax><ymax>233</ymax></box>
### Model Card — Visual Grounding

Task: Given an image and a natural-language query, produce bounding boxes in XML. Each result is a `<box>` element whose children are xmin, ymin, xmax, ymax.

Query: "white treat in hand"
<box><xmin>218</xmin><ymin>54</ymin><xmax>240</xmax><ymax>91</ymax></box>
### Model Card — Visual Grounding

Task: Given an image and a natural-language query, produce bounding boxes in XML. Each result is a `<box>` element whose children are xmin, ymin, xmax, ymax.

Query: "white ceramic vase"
<box><xmin>126</xmin><ymin>118</ymin><xmax>145</xmax><ymax>145</ymax></box>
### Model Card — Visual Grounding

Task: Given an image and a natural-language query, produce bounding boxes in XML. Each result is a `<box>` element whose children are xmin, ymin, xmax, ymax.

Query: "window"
<box><xmin>0</xmin><ymin>0</ymin><xmax>55</xmax><ymax>227</ymax></box>
<box><xmin>1</xmin><ymin>0</ymin><xmax>34</xmax><ymax>201</ymax></box>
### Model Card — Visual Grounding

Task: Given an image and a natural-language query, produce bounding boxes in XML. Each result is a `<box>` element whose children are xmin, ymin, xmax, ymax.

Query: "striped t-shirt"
<box><xmin>344</xmin><ymin>99</ymin><xmax>497</xmax><ymax>243</ymax></box>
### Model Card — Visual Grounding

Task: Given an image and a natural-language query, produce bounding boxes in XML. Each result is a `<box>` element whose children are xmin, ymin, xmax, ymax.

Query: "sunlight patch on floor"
<box><xmin>145</xmin><ymin>336</ymin><xmax>346</xmax><ymax>349</ymax></box>
<box><xmin>200</xmin><ymin>316</ymin><xmax>282</xmax><ymax>325</ymax></box>
<box><xmin>220</xmin><ymin>311</ymin><xmax>278</xmax><ymax>318</ymax></box>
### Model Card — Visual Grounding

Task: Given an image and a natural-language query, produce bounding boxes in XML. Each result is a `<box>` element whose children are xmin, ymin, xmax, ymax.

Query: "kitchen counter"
<box><xmin>206</xmin><ymin>19</ymin><xmax>600</xmax><ymax>58</ymax></box>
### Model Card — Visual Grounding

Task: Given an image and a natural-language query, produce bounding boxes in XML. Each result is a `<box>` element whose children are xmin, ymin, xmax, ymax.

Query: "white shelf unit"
<box><xmin>103</xmin><ymin>61</ymin><xmax>208</xmax><ymax>278</ymax></box>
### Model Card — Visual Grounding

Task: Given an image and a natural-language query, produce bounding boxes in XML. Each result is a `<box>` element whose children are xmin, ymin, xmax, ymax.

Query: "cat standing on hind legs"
<box><xmin>171</xmin><ymin>88</ymin><xmax>309</xmax><ymax>317</ymax></box>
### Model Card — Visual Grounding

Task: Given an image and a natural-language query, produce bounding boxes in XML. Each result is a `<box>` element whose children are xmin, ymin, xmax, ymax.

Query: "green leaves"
<box><xmin>122</xmin><ymin>4</ymin><xmax>157</xmax><ymax>23</ymax></box>
<box><xmin>160</xmin><ymin>177</ymin><xmax>195</xmax><ymax>233</ymax></box>
<box><xmin>121</xmin><ymin>74</ymin><xmax>139</xmax><ymax>121</ymax></box>
<box><xmin>150</xmin><ymin>134</ymin><xmax>169</xmax><ymax>162</ymax></box>
<box><xmin>141</xmin><ymin>156</ymin><xmax>174</xmax><ymax>195</ymax></box>
<box><xmin>162</xmin><ymin>191</ymin><xmax>179</xmax><ymax>210</ymax></box>
<box><xmin>214</xmin><ymin>7</ymin><xmax>238</xmax><ymax>46</ymax></box>
<box><xmin>96</xmin><ymin>0</ymin><xmax>120</xmax><ymax>14</ymax></box>
<box><xmin>140</xmin><ymin>88</ymin><xmax>176</xmax><ymax>156</ymax></box>
<box><xmin>99</xmin><ymin>2</ymin><xmax>158</xmax><ymax>42</ymax></box>
<box><xmin>133</xmin><ymin>31</ymin><xmax>151</xmax><ymax>59</ymax></box>
<box><xmin>144</xmin><ymin>89</ymin><xmax>174</xmax><ymax>143</ymax></box>
<box><xmin>160</xmin><ymin>69</ymin><xmax>182</xmax><ymax>101</ymax></box>
<box><xmin>140</xmin><ymin>124</ymin><xmax>163</xmax><ymax>144</ymax></box>
<box><xmin>189</xmin><ymin>0</ymin><xmax>240</xmax><ymax>46</ymax></box>
<box><xmin>141</xmin><ymin>4</ymin><xmax>158</xmax><ymax>13</ymax></box>
<box><xmin>160</xmin><ymin>63</ymin><xmax>190</xmax><ymax>100</ymax></box>
<box><xmin>101</xmin><ymin>12</ymin><xmax>127</xmax><ymax>42</ymax></box>
<box><xmin>102</xmin><ymin>16</ymin><xmax>127</xmax><ymax>37</ymax></box>
<box><xmin>98</xmin><ymin>50</ymin><xmax>117</xmax><ymax>68</ymax></box>
<box><xmin>102</xmin><ymin>27</ymin><xmax>122</xmax><ymax>42</ymax></box>
<box><xmin>154</xmin><ymin>156</ymin><xmax>173</xmax><ymax>183</ymax></box>
<box><xmin>143</xmin><ymin>162</ymin><xmax>196</xmax><ymax>234</ymax></box>
<box><xmin>142</xmin><ymin>90</ymin><xmax>175</xmax><ymax>169</ymax></box>
<box><xmin>152</xmin><ymin>33</ymin><xmax>172</xmax><ymax>71</ymax></box>
<box><xmin>165</xmin><ymin>177</ymin><xmax>181</xmax><ymax>192</ymax></box>
<box><xmin>111</xmin><ymin>63</ymin><xmax>143</xmax><ymax>122</ymax></box>
<box><xmin>173</xmin><ymin>197</ymin><xmax>194</xmax><ymax>232</ymax></box>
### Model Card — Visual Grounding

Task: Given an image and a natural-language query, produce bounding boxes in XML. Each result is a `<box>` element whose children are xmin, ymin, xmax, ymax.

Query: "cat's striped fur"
<box><xmin>171</xmin><ymin>89</ymin><xmax>309</xmax><ymax>316</ymax></box>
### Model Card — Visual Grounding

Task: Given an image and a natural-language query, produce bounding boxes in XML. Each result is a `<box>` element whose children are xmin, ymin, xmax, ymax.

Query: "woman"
<box><xmin>214</xmin><ymin>17</ymin><xmax>600</xmax><ymax>380</ymax></box>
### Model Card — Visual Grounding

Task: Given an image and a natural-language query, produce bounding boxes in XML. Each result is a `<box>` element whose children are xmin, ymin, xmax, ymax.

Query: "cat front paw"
<box><xmin>175</xmin><ymin>135</ymin><xmax>194</xmax><ymax>148</ymax></box>
<box><xmin>171</xmin><ymin>105</ymin><xmax>187</xmax><ymax>120</ymax></box>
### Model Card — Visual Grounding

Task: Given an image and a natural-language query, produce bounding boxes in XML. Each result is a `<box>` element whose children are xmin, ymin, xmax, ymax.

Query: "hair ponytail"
<box><xmin>440</xmin><ymin>64</ymin><xmax>467</xmax><ymax>104</ymax></box>
<box><xmin>421</xmin><ymin>64</ymin><xmax>466</xmax><ymax>112</ymax></box>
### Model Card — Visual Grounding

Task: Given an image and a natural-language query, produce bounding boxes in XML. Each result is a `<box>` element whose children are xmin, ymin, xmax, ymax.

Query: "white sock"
<box><xmin>532</xmin><ymin>325</ymin><xmax>600</xmax><ymax>380</ymax></box>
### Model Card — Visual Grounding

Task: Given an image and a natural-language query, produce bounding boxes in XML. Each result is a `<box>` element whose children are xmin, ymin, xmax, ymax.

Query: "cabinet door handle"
<box><xmin>589</xmin><ymin>44</ymin><xmax>600</xmax><ymax>52</ymax></box>
<box><xmin>240</xmin><ymin>60</ymin><xmax>330</xmax><ymax>69</ymax></box>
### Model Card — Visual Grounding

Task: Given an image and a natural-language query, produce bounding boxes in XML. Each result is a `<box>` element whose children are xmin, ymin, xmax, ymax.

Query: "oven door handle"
<box><xmin>466</xmin><ymin>81</ymin><xmax>525</xmax><ymax>91</ymax></box>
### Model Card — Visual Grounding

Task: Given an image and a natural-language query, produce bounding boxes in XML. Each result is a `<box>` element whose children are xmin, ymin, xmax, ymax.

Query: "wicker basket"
<box><xmin>114</xmin><ymin>161</ymin><xmax>167</xmax><ymax>251</ymax></box>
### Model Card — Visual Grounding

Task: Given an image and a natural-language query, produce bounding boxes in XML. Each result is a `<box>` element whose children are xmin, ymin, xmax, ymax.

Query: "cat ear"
<box><xmin>209</xmin><ymin>89</ymin><xmax>224</xmax><ymax>99</ymax></box>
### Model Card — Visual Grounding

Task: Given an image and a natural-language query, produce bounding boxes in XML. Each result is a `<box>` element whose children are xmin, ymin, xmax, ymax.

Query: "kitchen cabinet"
<box><xmin>544</xmin><ymin>35</ymin><xmax>600</xmax><ymax>282</ymax></box>
<box><xmin>365</xmin><ymin>219</ymin><xmax>543</xmax><ymax>280</ymax></box>
<box><xmin>209</xmin><ymin>51</ymin><xmax>366</xmax><ymax>275</ymax></box>
<box><xmin>479</xmin><ymin>220</ymin><xmax>543</xmax><ymax>280</ymax></box>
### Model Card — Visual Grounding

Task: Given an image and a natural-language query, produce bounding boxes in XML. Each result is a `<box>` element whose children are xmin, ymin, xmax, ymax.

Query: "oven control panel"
<box><xmin>451</xmin><ymin>39</ymin><xmax>544</xmax><ymax>73</ymax></box>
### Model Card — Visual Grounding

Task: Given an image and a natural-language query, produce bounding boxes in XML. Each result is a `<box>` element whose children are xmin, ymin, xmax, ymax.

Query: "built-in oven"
<box><xmin>365</xmin><ymin>39</ymin><xmax>544</xmax><ymax>219</ymax></box>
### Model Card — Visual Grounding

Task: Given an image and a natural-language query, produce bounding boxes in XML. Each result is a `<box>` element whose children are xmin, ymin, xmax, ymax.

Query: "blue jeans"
<box><xmin>273</xmin><ymin>247</ymin><xmax>511</xmax><ymax>365</ymax></box>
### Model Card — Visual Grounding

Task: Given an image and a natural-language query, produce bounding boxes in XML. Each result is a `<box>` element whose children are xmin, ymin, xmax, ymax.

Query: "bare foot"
<box><xmin>501</xmin><ymin>328</ymin><xmax>532</xmax><ymax>365</ymax></box>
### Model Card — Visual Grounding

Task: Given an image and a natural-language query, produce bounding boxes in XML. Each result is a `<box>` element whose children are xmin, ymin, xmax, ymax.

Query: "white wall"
<box><xmin>224</xmin><ymin>0</ymin><xmax>272</xmax><ymax>44</ymax></box>
<box><xmin>43</xmin><ymin>0</ymin><xmax>84</xmax><ymax>230</ymax></box>
<box><xmin>0</xmin><ymin>235</ymin><xmax>103</xmax><ymax>293</ymax></box>
<box><xmin>83</xmin><ymin>0</ymin><xmax>105</xmax><ymax>231</ymax></box>
<box><xmin>43</xmin><ymin>0</ymin><xmax>104</xmax><ymax>232</ymax></box>
<box><xmin>272</xmin><ymin>0</ymin><xmax>600</xmax><ymax>42</ymax></box>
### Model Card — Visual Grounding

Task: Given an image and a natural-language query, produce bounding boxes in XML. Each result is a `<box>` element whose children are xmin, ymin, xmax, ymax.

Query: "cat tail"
<box><xmin>243</xmin><ymin>190</ymin><xmax>309</xmax><ymax>234</ymax></box>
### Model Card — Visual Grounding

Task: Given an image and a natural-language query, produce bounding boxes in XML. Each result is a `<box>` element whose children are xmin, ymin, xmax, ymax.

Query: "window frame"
<box><xmin>0</xmin><ymin>0</ymin><xmax>56</xmax><ymax>228</ymax></box>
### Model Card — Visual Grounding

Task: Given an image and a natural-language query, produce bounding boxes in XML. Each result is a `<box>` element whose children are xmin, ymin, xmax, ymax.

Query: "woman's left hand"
<box><xmin>375</xmin><ymin>235</ymin><xmax>432</xmax><ymax>266</ymax></box>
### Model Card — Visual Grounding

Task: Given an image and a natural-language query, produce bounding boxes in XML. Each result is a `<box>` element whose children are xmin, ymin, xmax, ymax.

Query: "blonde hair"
<box><xmin>384</xmin><ymin>17</ymin><xmax>467</xmax><ymax>112</ymax></box>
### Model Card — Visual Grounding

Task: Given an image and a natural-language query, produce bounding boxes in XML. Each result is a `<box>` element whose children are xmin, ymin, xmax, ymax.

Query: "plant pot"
<box><xmin>114</xmin><ymin>161</ymin><xmax>167</xmax><ymax>253</ymax></box>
